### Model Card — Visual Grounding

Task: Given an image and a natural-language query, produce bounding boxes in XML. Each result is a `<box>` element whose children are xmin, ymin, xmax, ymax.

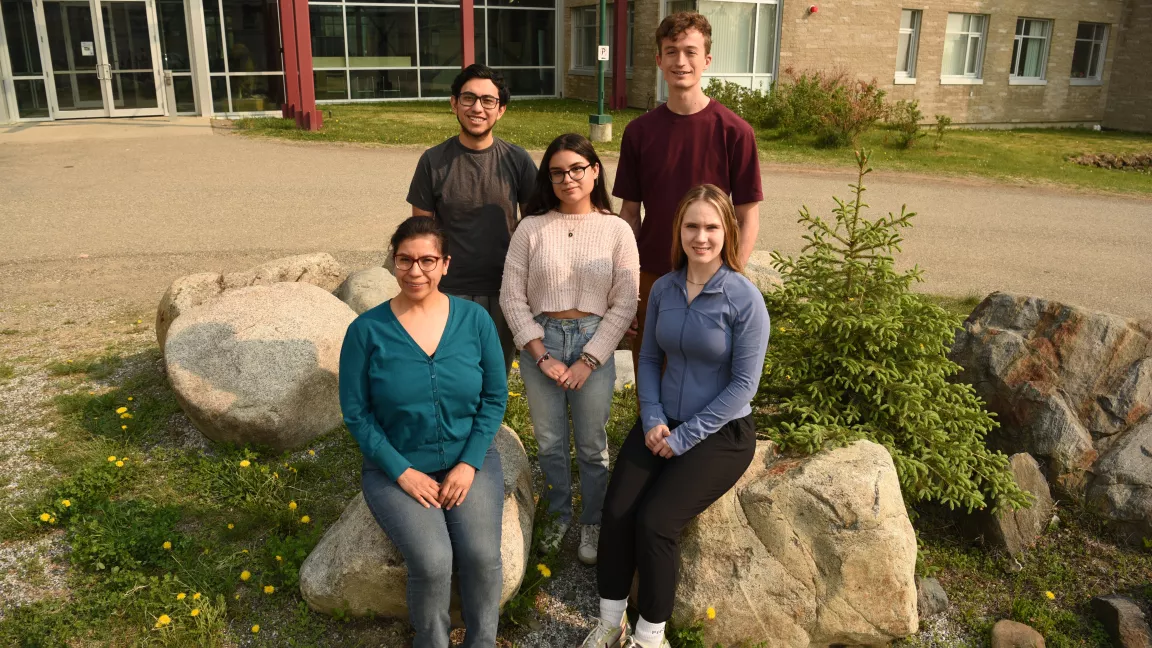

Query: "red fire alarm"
<box><xmin>809</xmin><ymin>4</ymin><xmax>818</xmax><ymax>13</ymax></box>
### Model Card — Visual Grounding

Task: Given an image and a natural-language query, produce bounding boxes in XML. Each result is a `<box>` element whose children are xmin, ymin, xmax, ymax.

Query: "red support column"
<box><xmin>278</xmin><ymin>0</ymin><xmax>301</xmax><ymax>118</ymax></box>
<box><xmin>461</xmin><ymin>0</ymin><xmax>475</xmax><ymax>67</ymax></box>
<box><xmin>292</xmin><ymin>0</ymin><xmax>322</xmax><ymax>130</ymax></box>
<box><xmin>610</xmin><ymin>0</ymin><xmax>627</xmax><ymax>109</ymax></box>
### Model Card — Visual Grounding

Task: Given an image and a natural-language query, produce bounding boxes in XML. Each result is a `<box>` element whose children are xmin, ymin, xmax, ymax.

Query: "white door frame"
<box><xmin>96</xmin><ymin>0</ymin><xmax>165</xmax><ymax>116</ymax></box>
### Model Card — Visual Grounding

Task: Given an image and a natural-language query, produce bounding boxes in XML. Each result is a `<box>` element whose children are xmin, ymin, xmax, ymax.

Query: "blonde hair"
<box><xmin>670</xmin><ymin>184</ymin><xmax>743</xmax><ymax>273</ymax></box>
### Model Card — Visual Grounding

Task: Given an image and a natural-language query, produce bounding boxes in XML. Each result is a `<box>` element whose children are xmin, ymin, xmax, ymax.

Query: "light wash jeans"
<box><xmin>361</xmin><ymin>445</ymin><xmax>504</xmax><ymax>648</ymax></box>
<box><xmin>520</xmin><ymin>314</ymin><xmax>616</xmax><ymax>526</ymax></box>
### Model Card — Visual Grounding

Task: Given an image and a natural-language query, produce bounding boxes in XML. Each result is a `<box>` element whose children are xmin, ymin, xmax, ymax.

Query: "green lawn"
<box><xmin>234</xmin><ymin>98</ymin><xmax>1152</xmax><ymax>195</ymax></box>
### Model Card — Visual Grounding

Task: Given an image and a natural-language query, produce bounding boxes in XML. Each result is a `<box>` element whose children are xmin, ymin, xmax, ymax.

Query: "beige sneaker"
<box><xmin>580</xmin><ymin>613</ymin><xmax>629</xmax><ymax>648</ymax></box>
<box><xmin>624</xmin><ymin>637</ymin><xmax>671</xmax><ymax>648</ymax></box>
<box><xmin>537</xmin><ymin>520</ymin><xmax>570</xmax><ymax>555</ymax></box>
<box><xmin>578</xmin><ymin>524</ymin><xmax>599</xmax><ymax>565</ymax></box>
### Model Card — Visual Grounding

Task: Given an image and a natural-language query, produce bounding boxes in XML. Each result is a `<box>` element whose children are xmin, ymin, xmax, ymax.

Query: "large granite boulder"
<box><xmin>980</xmin><ymin>453</ymin><xmax>1055</xmax><ymax>555</ymax></box>
<box><xmin>335</xmin><ymin>266</ymin><xmax>399</xmax><ymax>315</ymax></box>
<box><xmin>992</xmin><ymin>620</ymin><xmax>1046</xmax><ymax>648</ymax></box>
<box><xmin>298</xmin><ymin>426</ymin><xmax>534</xmax><ymax>621</ymax></box>
<box><xmin>1091</xmin><ymin>594</ymin><xmax>1152</xmax><ymax>648</ymax></box>
<box><xmin>156</xmin><ymin>253</ymin><xmax>348</xmax><ymax>349</ymax></box>
<box><xmin>1086</xmin><ymin>418</ymin><xmax>1152</xmax><ymax>544</ymax></box>
<box><xmin>164</xmin><ymin>282</ymin><xmax>355</xmax><ymax>451</ymax></box>
<box><xmin>951</xmin><ymin>293</ymin><xmax>1152</xmax><ymax>540</ymax></box>
<box><xmin>745</xmin><ymin>250</ymin><xmax>784</xmax><ymax>294</ymax></box>
<box><xmin>673</xmin><ymin>440</ymin><xmax>918</xmax><ymax>647</ymax></box>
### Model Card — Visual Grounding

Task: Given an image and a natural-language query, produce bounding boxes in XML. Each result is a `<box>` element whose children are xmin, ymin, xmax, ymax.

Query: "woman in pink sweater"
<box><xmin>500</xmin><ymin>134</ymin><xmax>640</xmax><ymax>565</ymax></box>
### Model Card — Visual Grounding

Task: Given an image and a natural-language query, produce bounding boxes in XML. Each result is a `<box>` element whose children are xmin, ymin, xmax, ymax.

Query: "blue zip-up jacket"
<box><xmin>638</xmin><ymin>265</ymin><xmax>770</xmax><ymax>455</ymax></box>
<box><xmin>339</xmin><ymin>296</ymin><xmax>509</xmax><ymax>481</ymax></box>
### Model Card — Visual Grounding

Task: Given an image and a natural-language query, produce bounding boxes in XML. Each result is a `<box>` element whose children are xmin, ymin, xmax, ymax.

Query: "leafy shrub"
<box><xmin>889</xmin><ymin>99</ymin><xmax>926</xmax><ymax>149</ymax></box>
<box><xmin>756</xmin><ymin>150</ymin><xmax>1030</xmax><ymax>513</ymax></box>
<box><xmin>818</xmin><ymin>79</ymin><xmax>887</xmax><ymax>148</ymax></box>
<box><xmin>934</xmin><ymin>114</ymin><xmax>952</xmax><ymax>149</ymax></box>
<box><xmin>703</xmin><ymin>78</ymin><xmax>771</xmax><ymax>128</ymax></box>
<box><xmin>761</xmin><ymin>67</ymin><xmax>844</xmax><ymax>135</ymax></box>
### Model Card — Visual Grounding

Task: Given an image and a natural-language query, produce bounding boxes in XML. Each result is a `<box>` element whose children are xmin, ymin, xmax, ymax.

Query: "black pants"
<box><xmin>596</xmin><ymin>415</ymin><xmax>757</xmax><ymax>622</ymax></box>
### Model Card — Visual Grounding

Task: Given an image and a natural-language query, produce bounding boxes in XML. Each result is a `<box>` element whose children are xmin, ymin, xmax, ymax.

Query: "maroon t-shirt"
<box><xmin>612</xmin><ymin>100</ymin><xmax>763</xmax><ymax>276</ymax></box>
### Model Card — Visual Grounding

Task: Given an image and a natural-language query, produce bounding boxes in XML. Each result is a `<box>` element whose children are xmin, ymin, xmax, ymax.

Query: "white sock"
<box><xmin>599</xmin><ymin>597</ymin><xmax>628</xmax><ymax>628</ymax></box>
<box><xmin>634</xmin><ymin>616</ymin><xmax>666</xmax><ymax>648</ymax></box>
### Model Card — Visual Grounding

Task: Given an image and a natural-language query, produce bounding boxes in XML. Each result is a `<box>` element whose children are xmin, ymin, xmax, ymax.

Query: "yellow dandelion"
<box><xmin>192</xmin><ymin>592</ymin><xmax>201</xmax><ymax>601</ymax></box>
<box><xmin>115</xmin><ymin>460</ymin><xmax>124</xmax><ymax>468</ymax></box>
<box><xmin>227</xmin><ymin>523</ymin><xmax>234</xmax><ymax>530</ymax></box>
<box><xmin>275</xmin><ymin>555</ymin><xmax>283</xmax><ymax>562</ymax></box>
<box><xmin>536</xmin><ymin>563</ymin><xmax>552</xmax><ymax>578</ymax></box>
<box><xmin>624</xmin><ymin>383</ymin><xmax>633</xmax><ymax>389</ymax></box>
<box><xmin>121</xmin><ymin>425</ymin><xmax>127</xmax><ymax>430</ymax></box>
<box><xmin>512</xmin><ymin>360</ymin><xmax>519</xmax><ymax>369</ymax></box>
<box><xmin>88</xmin><ymin>391</ymin><xmax>95</xmax><ymax>395</ymax></box>
<box><xmin>162</xmin><ymin>541</ymin><xmax>172</xmax><ymax>550</ymax></box>
<box><xmin>234</xmin><ymin>594</ymin><xmax>240</xmax><ymax>600</ymax></box>
<box><xmin>308</xmin><ymin>449</ymin><xmax>316</xmax><ymax>456</ymax></box>
<box><xmin>272</xmin><ymin>472</ymin><xmax>279</xmax><ymax>479</ymax></box>
<box><xmin>240</xmin><ymin>570</ymin><xmax>251</xmax><ymax>581</ymax></box>
<box><xmin>707</xmin><ymin>606</ymin><xmax>716</xmax><ymax>620</ymax></box>
<box><xmin>239</xmin><ymin>460</ymin><xmax>250</xmax><ymax>468</ymax></box>
<box><xmin>263</xmin><ymin>585</ymin><xmax>275</xmax><ymax>594</ymax></box>
<box><xmin>120</xmin><ymin>412</ymin><xmax>132</xmax><ymax>419</ymax></box>
<box><xmin>127</xmin><ymin>397</ymin><xmax>134</xmax><ymax>401</ymax></box>
<box><xmin>848</xmin><ymin>297</ymin><xmax>855</xmax><ymax>301</ymax></box>
<box><xmin>135</xmin><ymin>320</ymin><xmax>142</xmax><ymax>325</ymax></box>
<box><xmin>509</xmin><ymin>392</ymin><xmax>521</xmax><ymax>397</ymax></box>
<box><xmin>66</xmin><ymin>359</ymin><xmax>73</xmax><ymax>364</ymax></box>
<box><xmin>115</xmin><ymin>407</ymin><xmax>127</xmax><ymax>414</ymax></box>
<box><xmin>157</xmin><ymin>614</ymin><xmax>171</xmax><ymax>626</ymax></box>
<box><xmin>300</xmin><ymin>515</ymin><xmax>311</xmax><ymax>524</ymax></box>
<box><xmin>190</xmin><ymin>608</ymin><xmax>200</xmax><ymax>617</ymax></box>
<box><xmin>288</xmin><ymin>501</ymin><xmax>297</xmax><ymax>510</ymax></box>
<box><xmin>1045</xmin><ymin>591</ymin><xmax>1055</xmax><ymax>600</ymax></box>
<box><xmin>108</xmin><ymin>456</ymin><xmax>117</xmax><ymax>462</ymax></box>
<box><xmin>242</xmin><ymin>549</ymin><xmax>248</xmax><ymax>554</ymax></box>
<box><xmin>49</xmin><ymin>517</ymin><xmax>56</xmax><ymax>524</ymax></box>
<box><xmin>176</xmin><ymin>592</ymin><xmax>186</xmax><ymax>601</ymax></box>
<box><xmin>61</xmin><ymin>499</ymin><xmax>71</xmax><ymax>507</ymax></box>
<box><xmin>251</xmin><ymin>624</ymin><xmax>260</xmax><ymax>633</ymax></box>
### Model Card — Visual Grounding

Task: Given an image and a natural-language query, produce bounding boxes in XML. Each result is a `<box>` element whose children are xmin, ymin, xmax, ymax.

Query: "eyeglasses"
<box><xmin>549</xmin><ymin>164</ymin><xmax>593</xmax><ymax>184</ymax></box>
<box><xmin>457</xmin><ymin>92</ymin><xmax>500</xmax><ymax>110</ymax></box>
<box><xmin>394</xmin><ymin>255</ymin><xmax>442</xmax><ymax>272</ymax></box>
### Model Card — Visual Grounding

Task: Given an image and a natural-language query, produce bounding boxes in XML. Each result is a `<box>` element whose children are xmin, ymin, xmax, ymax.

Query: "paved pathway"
<box><xmin>2</xmin><ymin>119</ymin><xmax>1150</xmax><ymax>319</ymax></box>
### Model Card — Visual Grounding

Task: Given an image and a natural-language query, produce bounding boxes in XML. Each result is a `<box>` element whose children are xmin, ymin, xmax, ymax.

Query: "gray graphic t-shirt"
<box><xmin>407</xmin><ymin>136</ymin><xmax>537</xmax><ymax>296</ymax></box>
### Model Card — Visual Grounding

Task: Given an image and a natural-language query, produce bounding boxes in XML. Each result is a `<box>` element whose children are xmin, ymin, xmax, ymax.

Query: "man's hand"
<box><xmin>397</xmin><ymin>468</ymin><xmax>442</xmax><ymax>508</ymax></box>
<box><xmin>644</xmin><ymin>425</ymin><xmax>674</xmax><ymax>458</ymax></box>
<box><xmin>556</xmin><ymin>361</ymin><xmax>593</xmax><ymax>391</ymax></box>
<box><xmin>439</xmin><ymin>463</ymin><xmax>477</xmax><ymax>510</ymax></box>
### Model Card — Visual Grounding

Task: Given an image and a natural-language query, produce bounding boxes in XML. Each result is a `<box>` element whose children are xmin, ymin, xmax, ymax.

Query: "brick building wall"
<box><xmin>563</xmin><ymin>0</ymin><xmax>662</xmax><ymax>109</ymax></box>
<box><xmin>1103</xmin><ymin>0</ymin><xmax>1152</xmax><ymax>132</ymax></box>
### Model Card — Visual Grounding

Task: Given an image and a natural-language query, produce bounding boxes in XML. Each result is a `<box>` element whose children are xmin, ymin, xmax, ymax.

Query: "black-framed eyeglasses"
<box><xmin>394</xmin><ymin>255</ymin><xmax>443</xmax><ymax>272</ymax></box>
<box><xmin>457</xmin><ymin>92</ymin><xmax>500</xmax><ymax>110</ymax></box>
<box><xmin>549</xmin><ymin>164</ymin><xmax>593</xmax><ymax>184</ymax></box>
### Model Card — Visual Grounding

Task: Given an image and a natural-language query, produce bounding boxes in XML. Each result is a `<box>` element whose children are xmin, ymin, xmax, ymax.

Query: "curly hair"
<box><xmin>655</xmin><ymin>11</ymin><xmax>712</xmax><ymax>54</ymax></box>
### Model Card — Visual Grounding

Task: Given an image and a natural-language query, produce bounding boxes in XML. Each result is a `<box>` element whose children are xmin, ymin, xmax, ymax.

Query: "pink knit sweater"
<box><xmin>500</xmin><ymin>210</ymin><xmax>640</xmax><ymax>364</ymax></box>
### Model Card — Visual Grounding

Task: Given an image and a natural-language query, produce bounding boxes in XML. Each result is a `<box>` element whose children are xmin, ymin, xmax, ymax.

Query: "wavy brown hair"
<box><xmin>670</xmin><ymin>184</ymin><xmax>743</xmax><ymax>273</ymax></box>
<box><xmin>656</xmin><ymin>11</ymin><xmax>712</xmax><ymax>54</ymax></box>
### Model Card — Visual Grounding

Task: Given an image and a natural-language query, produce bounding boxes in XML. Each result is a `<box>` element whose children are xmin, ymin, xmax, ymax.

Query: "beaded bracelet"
<box><xmin>580</xmin><ymin>353</ymin><xmax>600</xmax><ymax>370</ymax></box>
<box><xmin>535</xmin><ymin>352</ymin><xmax>552</xmax><ymax>367</ymax></box>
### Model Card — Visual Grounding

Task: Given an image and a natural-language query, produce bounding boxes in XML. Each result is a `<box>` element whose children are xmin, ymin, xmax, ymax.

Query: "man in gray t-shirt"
<box><xmin>407</xmin><ymin>64</ymin><xmax>537</xmax><ymax>373</ymax></box>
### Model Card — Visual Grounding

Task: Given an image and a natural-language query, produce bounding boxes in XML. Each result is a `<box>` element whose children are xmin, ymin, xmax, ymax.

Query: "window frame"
<box><xmin>940</xmin><ymin>12</ymin><xmax>988</xmax><ymax>85</ymax></box>
<box><xmin>1070</xmin><ymin>22</ymin><xmax>1108</xmax><ymax>85</ymax></box>
<box><xmin>894</xmin><ymin>8</ymin><xmax>921</xmax><ymax>84</ymax></box>
<box><xmin>1009</xmin><ymin>17</ymin><xmax>1053</xmax><ymax>85</ymax></box>
<box><xmin>570</xmin><ymin>2</ymin><xmax>633</xmax><ymax>74</ymax></box>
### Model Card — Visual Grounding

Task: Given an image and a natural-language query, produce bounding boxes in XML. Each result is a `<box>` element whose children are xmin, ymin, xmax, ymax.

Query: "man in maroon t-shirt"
<box><xmin>613</xmin><ymin>11</ymin><xmax>764</xmax><ymax>375</ymax></box>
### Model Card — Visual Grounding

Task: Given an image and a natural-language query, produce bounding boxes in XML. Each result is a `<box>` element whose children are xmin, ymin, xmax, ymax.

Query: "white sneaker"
<box><xmin>624</xmin><ymin>637</ymin><xmax>671</xmax><ymax>648</ymax></box>
<box><xmin>580</xmin><ymin>614</ymin><xmax>629</xmax><ymax>648</ymax></box>
<box><xmin>578</xmin><ymin>524</ymin><xmax>599</xmax><ymax>565</ymax></box>
<box><xmin>538</xmin><ymin>520</ymin><xmax>570</xmax><ymax>554</ymax></box>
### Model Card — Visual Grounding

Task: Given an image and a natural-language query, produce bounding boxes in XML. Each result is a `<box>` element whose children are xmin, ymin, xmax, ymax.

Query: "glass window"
<box><xmin>488</xmin><ymin>0</ymin><xmax>551</xmax><ymax>7</ymax></box>
<box><xmin>3</xmin><ymin>0</ymin><xmax>43</xmax><ymax>76</ymax></box>
<box><xmin>310</xmin><ymin>5</ymin><xmax>345</xmax><ymax>69</ymax></box>
<box><xmin>942</xmin><ymin>13</ymin><xmax>986</xmax><ymax>77</ymax></box>
<box><xmin>346</xmin><ymin>6</ymin><xmax>416</xmax><ymax>67</ymax></box>
<box><xmin>418</xmin><ymin>8</ymin><xmax>462</xmax><ymax>67</ymax></box>
<box><xmin>173</xmin><ymin>75</ymin><xmax>196</xmax><ymax>112</ymax></box>
<box><xmin>352</xmin><ymin>69</ymin><xmax>418</xmax><ymax>98</ymax></box>
<box><xmin>315</xmin><ymin>70</ymin><xmax>348</xmax><ymax>100</ymax></box>
<box><xmin>474</xmin><ymin>8</ymin><xmax>486</xmax><ymax>65</ymax></box>
<box><xmin>203</xmin><ymin>2</ymin><xmax>226</xmax><ymax>72</ymax></box>
<box><xmin>222</xmin><ymin>0</ymin><xmax>283</xmax><ymax>73</ymax></box>
<box><xmin>1011</xmin><ymin>18</ymin><xmax>1051</xmax><ymax>79</ymax></box>
<box><xmin>699</xmin><ymin>0</ymin><xmax>754</xmax><ymax>74</ymax></box>
<box><xmin>895</xmin><ymin>9</ymin><xmax>920</xmax><ymax>78</ymax></box>
<box><xmin>229</xmin><ymin>74</ymin><xmax>284</xmax><ymax>110</ymax></box>
<box><xmin>420</xmin><ymin>68</ymin><xmax>456</xmax><ymax>96</ymax></box>
<box><xmin>572</xmin><ymin>3</ymin><xmax>633</xmax><ymax>71</ymax></box>
<box><xmin>487</xmin><ymin>9</ymin><xmax>553</xmax><ymax>66</ymax></box>
<box><xmin>1071</xmin><ymin>22</ymin><xmax>1107</xmax><ymax>81</ymax></box>
<box><xmin>753</xmin><ymin>2</ymin><xmax>776</xmax><ymax>75</ymax></box>
<box><xmin>14</xmin><ymin>79</ymin><xmax>50</xmax><ymax>118</ymax></box>
<box><xmin>157</xmin><ymin>0</ymin><xmax>191</xmax><ymax>71</ymax></box>
<box><xmin>209</xmin><ymin>75</ymin><xmax>229</xmax><ymax>112</ymax></box>
<box><xmin>495</xmin><ymin>67</ymin><xmax>554</xmax><ymax>96</ymax></box>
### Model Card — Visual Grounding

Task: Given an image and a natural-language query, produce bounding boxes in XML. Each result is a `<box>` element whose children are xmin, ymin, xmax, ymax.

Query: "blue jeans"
<box><xmin>520</xmin><ymin>314</ymin><xmax>616</xmax><ymax>526</ymax></box>
<box><xmin>361</xmin><ymin>445</ymin><xmax>504</xmax><ymax>648</ymax></box>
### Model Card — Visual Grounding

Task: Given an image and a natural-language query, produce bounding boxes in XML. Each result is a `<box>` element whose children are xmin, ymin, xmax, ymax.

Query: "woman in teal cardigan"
<box><xmin>338</xmin><ymin>216</ymin><xmax>509</xmax><ymax>648</ymax></box>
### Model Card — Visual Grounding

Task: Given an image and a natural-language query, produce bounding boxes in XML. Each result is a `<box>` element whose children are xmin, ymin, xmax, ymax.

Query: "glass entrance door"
<box><xmin>40</xmin><ymin>0</ymin><xmax>163</xmax><ymax>118</ymax></box>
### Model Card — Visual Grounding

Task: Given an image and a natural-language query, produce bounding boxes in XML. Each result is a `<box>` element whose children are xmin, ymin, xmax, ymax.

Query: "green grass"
<box><xmin>0</xmin><ymin>363</ymin><xmax>14</xmax><ymax>380</ymax></box>
<box><xmin>234</xmin><ymin>99</ymin><xmax>1152</xmax><ymax>195</ymax></box>
<box><xmin>45</xmin><ymin>354</ymin><xmax>123</xmax><ymax>379</ymax></box>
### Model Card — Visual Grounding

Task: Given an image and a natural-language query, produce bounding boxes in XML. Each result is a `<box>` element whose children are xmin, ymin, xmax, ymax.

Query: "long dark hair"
<box><xmin>524</xmin><ymin>134</ymin><xmax>614</xmax><ymax>216</ymax></box>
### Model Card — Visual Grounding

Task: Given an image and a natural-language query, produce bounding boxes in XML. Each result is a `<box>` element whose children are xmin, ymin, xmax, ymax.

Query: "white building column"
<box><xmin>186</xmin><ymin>0</ymin><xmax>213</xmax><ymax>116</ymax></box>
<box><xmin>0</xmin><ymin>7</ymin><xmax>14</xmax><ymax>123</ymax></box>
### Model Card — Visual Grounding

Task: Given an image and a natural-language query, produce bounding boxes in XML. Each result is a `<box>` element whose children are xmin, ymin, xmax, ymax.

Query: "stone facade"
<box><xmin>1104</xmin><ymin>0</ymin><xmax>1152</xmax><ymax>132</ymax></box>
<box><xmin>562</xmin><ymin>0</ymin><xmax>1151</xmax><ymax>129</ymax></box>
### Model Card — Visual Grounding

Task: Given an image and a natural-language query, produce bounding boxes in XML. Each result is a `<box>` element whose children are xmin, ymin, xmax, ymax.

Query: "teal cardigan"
<box><xmin>338</xmin><ymin>296</ymin><xmax>509</xmax><ymax>481</ymax></box>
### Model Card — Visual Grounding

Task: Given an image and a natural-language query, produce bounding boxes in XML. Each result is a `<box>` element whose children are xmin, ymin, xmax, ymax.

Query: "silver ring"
<box><xmin>564</xmin><ymin>380</ymin><xmax>571</xmax><ymax>386</ymax></box>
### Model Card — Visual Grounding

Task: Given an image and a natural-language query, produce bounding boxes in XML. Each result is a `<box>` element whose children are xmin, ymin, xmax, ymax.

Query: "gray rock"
<box><xmin>992</xmin><ymin>619</ymin><xmax>1046</xmax><ymax>647</ymax></box>
<box><xmin>916</xmin><ymin>576</ymin><xmax>949</xmax><ymax>619</ymax></box>
<box><xmin>1091</xmin><ymin>595</ymin><xmax>1152</xmax><ymax>648</ymax></box>
<box><xmin>672</xmin><ymin>440</ymin><xmax>919</xmax><ymax>647</ymax></box>
<box><xmin>336</xmin><ymin>267</ymin><xmax>399</xmax><ymax>315</ymax></box>
<box><xmin>1087</xmin><ymin>418</ymin><xmax>1152</xmax><ymax>546</ymax></box>
<box><xmin>164</xmin><ymin>282</ymin><xmax>355</xmax><ymax>451</ymax></box>
<box><xmin>981</xmin><ymin>453</ymin><xmax>1055</xmax><ymax>555</ymax></box>
<box><xmin>156</xmin><ymin>253</ymin><xmax>348</xmax><ymax>350</ymax></box>
<box><xmin>613</xmin><ymin>350</ymin><xmax>635</xmax><ymax>391</ymax></box>
<box><xmin>744</xmin><ymin>250</ymin><xmax>783</xmax><ymax>294</ymax></box>
<box><xmin>298</xmin><ymin>426</ymin><xmax>534</xmax><ymax>622</ymax></box>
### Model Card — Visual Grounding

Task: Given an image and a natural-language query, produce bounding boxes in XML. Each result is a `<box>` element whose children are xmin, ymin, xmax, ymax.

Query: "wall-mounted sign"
<box><xmin>81</xmin><ymin>41</ymin><xmax>94</xmax><ymax>56</ymax></box>
<box><xmin>597</xmin><ymin>45</ymin><xmax>610</xmax><ymax>61</ymax></box>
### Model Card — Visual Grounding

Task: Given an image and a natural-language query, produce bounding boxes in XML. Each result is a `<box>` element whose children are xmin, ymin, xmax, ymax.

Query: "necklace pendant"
<box><xmin>568</xmin><ymin>231</ymin><xmax>573</xmax><ymax>237</ymax></box>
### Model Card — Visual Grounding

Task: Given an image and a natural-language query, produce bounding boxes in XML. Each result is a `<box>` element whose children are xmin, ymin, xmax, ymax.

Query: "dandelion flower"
<box><xmin>176</xmin><ymin>592</ymin><xmax>186</xmax><ymax>601</ymax></box>
<box><xmin>190</xmin><ymin>609</ymin><xmax>200</xmax><ymax>617</ymax></box>
<box><xmin>509</xmin><ymin>392</ymin><xmax>521</xmax><ymax>397</ymax></box>
<box><xmin>234</xmin><ymin>594</ymin><xmax>240</xmax><ymax>600</ymax></box>
<box><xmin>135</xmin><ymin>320</ymin><xmax>142</xmax><ymax>325</ymax></box>
<box><xmin>275</xmin><ymin>555</ymin><xmax>283</xmax><ymax>562</ymax></box>
<box><xmin>49</xmin><ymin>517</ymin><xmax>56</xmax><ymax>524</ymax></box>
<box><xmin>121</xmin><ymin>425</ymin><xmax>127</xmax><ymax>430</ymax></box>
<box><xmin>706</xmin><ymin>607</ymin><xmax>716</xmax><ymax>620</ymax></box>
<box><xmin>300</xmin><ymin>515</ymin><xmax>311</xmax><ymax>524</ymax></box>
<box><xmin>120</xmin><ymin>413</ymin><xmax>132</xmax><ymax>419</ymax></box>
<box><xmin>536</xmin><ymin>564</ymin><xmax>551</xmax><ymax>578</ymax></box>
<box><xmin>127</xmin><ymin>397</ymin><xmax>134</xmax><ymax>401</ymax></box>
<box><xmin>239</xmin><ymin>460</ymin><xmax>250</xmax><ymax>468</ymax></box>
<box><xmin>108</xmin><ymin>456</ymin><xmax>117</xmax><ymax>462</ymax></box>
<box><xmin>116</xmin><ymin>407</ymin><xmax>127</xmax><ymax>414</ymax></box>
<box><xmin>115</xmin><ymin>460</ymin><xmax>124</xmax><ymax>468</ymax></box>
<box><xmin>308</xmin><ymin>449</ymin><xmax>315</xmax><ymax>456</ymax></box>
<box><xmin>251</xmin><ymin>625</ymin><xmax>260</xmax><ymax>634</ymax></box>
<box><xmin>272</xmin><ymin>472</ymin><xmax>279</xmax><ymax>479</ymax></box>
<box><xmin>240</xmin><ymin>570</ymin><xmax>251</xmax><ymax>581</ymax></box>
<box><xmin>162</xmin><ymin>541</ymin><xmax>172</xmax><ymax>550</ymax></box>
<box><xmin>157</xmin><ymin>614</ymin><xmax>171</xmax><ymax>626</ymax></box>
<box><xmin>242</xmin><ymin>549</ymin><xmax>248</xmax><ymax>554</ymax></box>
<box><xmin>192</xmin><ymin>592</ymin><xmax>201</xmax><ymax>601</ymax></box>
<box><xmin>288</xmin><ymin>501</ymin><xmax>297</xmax><ymax>511</ymax></box>
<box><xmin>1045</xmin><ymin>591</ymin><xmax>1055</xmax><ymax>600</ymax></box>
<box><xmin>61</xmin><ymin>499</ymin><xmax>71</xmax><ymax>507</ymax></box>
<box><xmin>263</xmin><ymin>585</ymin><xmax>275</xmax><ymax>594</ymax></box>
<box><xmin>227</xmin><ymin>523</ymin><xmax>234</xmax><ymax>530</ymax></box>
<box><xmin>512</xmin><ymin>360</ymin><xmax>519</xmax><ymax>369</ymax></box>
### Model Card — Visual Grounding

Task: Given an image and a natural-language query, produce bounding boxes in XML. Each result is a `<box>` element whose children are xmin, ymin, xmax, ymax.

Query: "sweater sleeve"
<box><xmin>499</xmin><ymin>223</ymin><xmax>545</xmax><ymax>350</ymax></box>
<box><xmin>459</xmin><ymin>310</ymin><xmax>510</xmax><ymax>470</ymax></box>
<box><xmin>666</xmin><ymin>291</ymin><xmax>770</xmax><ymax>455</ymax></box>
<box><xmin>339</xmin><ymin>321</ymin><xmax>413</xmax><ymax>481</ymax></box>
<box><xmin>638</xmin><ymin>282</ymin><xmax>668</xmax><ymax>431</ymax></box>
<box><xmin>583</xmin><ymin>224</ymin><xmax>640</xmax><ymax>364</ymax></box>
